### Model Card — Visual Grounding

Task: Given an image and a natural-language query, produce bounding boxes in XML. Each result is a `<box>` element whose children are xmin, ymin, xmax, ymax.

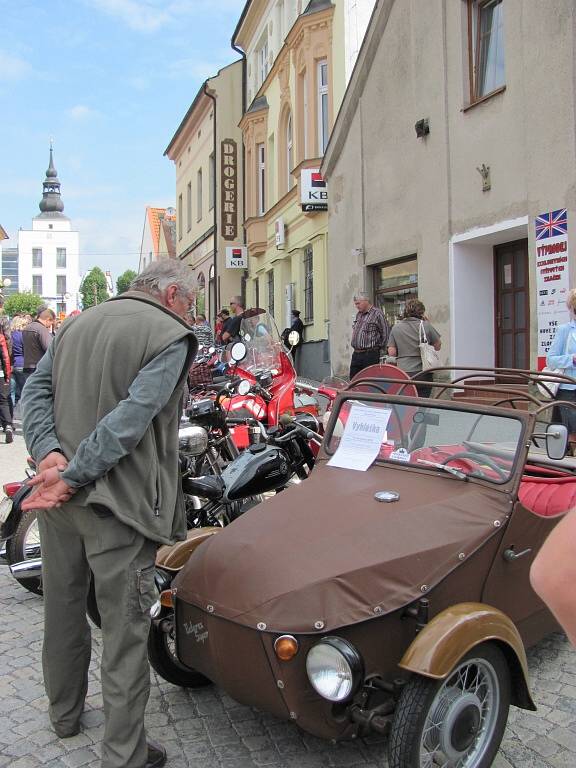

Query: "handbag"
<box><xmin>537</xmin><ymin>329</ymin><xmax>572</xmax><ymax>398</ymax></box>
<box><xmin>419</xmin><ymin>321</ymin><xmax>441</xmax><ymax>371</ymax></box>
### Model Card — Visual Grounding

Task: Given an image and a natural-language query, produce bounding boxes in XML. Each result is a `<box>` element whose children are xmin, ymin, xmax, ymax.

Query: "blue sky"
<box><xmin>0</xmin><ymin>0</ymin><xmax>246</xmax><ymax>281</ymax></box>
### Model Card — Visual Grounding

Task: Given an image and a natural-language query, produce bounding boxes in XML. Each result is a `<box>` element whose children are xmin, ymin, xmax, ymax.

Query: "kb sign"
<box><xmin>301</xmin><ymin>168</ymin><xmax>327</xmax><ymax>212</ymax></box>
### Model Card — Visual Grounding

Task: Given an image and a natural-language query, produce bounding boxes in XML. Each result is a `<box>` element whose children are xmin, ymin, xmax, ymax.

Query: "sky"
<box><xmin>0</xmin><ymin>0</ymin><xmax>246</xmax><ymax>282</ymax></box>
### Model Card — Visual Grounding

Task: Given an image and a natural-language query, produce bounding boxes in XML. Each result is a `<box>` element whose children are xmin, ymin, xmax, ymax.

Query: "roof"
<box><xmin>0</xmin><ymin>224</ymin><xmax>8</xmax><ymax>240</ymax></box>
<box><xmin>146</xmin><ymin>207</ymin><xmax>173</xmax><ymax>258</ymax></box>
<box><xmin>161</xmin><ymin>218</ymin><xmax>177</xmax><ymax>259</ymax></box>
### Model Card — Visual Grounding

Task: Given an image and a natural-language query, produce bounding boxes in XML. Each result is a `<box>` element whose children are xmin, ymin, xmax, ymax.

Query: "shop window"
<box><xmin>304</xmin><ymin>245</ymin><xmax>314</xmax><ymax>322</ymax></box>
<box><xmin>374</xmin><ymin>256</ymin><xmax>418</xmax><ymax>325</ymax></box>
<box><xmin>468</xmin><ymin>0</ymin><xmax>505</xmax><ymax>103</ymax></box>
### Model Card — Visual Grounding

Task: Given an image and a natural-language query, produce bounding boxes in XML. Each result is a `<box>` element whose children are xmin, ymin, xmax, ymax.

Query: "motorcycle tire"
<box><xmin>148</xmin><ymin>613</ymin><xmax>212</xmax><ymax>688</ymax></box>
<box><xmin>6</xmin><ymin>509</ymin><xmax>43</xmax><ymax>596</ymax></box>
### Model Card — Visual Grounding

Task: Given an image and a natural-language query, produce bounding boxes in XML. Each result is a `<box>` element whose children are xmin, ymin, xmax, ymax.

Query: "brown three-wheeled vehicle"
<box><xmin>166</xmin><ymin>368</ymin><xmax>576</xmax><ymax>768</ymax></box>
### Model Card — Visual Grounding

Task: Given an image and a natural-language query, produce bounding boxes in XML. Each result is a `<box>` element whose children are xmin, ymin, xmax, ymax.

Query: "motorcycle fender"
<box><xmin>398</xmin><ymin>602</ymin><xmax>536</xmax><ymax>711</ymax></box>
<box><xmin>0</xmin><ymin>483</ymin><xmax>30</xmax><ymax>541</ymax></box>
<box><xmin>155</xmin><ymin>527</ymin><xmax>221</xmax><ymax>572</ymax></box>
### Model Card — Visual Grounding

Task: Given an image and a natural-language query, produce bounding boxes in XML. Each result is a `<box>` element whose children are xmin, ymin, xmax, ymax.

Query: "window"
<box><xmin>258</xmin><ymin>36</ymin><xmax>269</xmax><ymax>86</ymax></box>
<box><xmin>303</xmin><ymin>245</ymin><xmax>314</xmax><ymax>322</ymax></box>
<box><xmin>317</xmin><ymin>60</ymin><xmax>329</xmax><ymax>154</ymax></box>
<box><xmin>267</xmin><ymin>269</ymin><xmax>275</xmax><ymax>317</ymax></box>
<box><xmin>56</xmin><ymin>247</ymin><xmax>66</xmax><ymax>268</ymax></box>
<box><xmin>373</xmin><ymin>256</ymin><xmax>418</xmax><ymax>325</ymax></box>
<box><xmin>197</xmin><ymin>169</ymin><xmax>203</xmax><ymax>222</ymax></box>
<box><xmin>257</xmin><ymin>143</ymin><xmax>266</xmax><ymax>216</ymax></box>
<box><xmin>254</xmin><ymin>277</ymin><xmax>260</xmax><ymax>308</ymax></box>
<box><xmin>468</xmin><ymin>0</ymin><xmax>505</xmax><ymax>102</ymax></box>
<box><xmin>209</xmin><ymin>153</ymin><xmax>215</xmax><ymax>211</ymax></box>
<box><xmin>187</xmin><ymin>182</ymin><xmax>192</xmax><ymax>232</ymax></box>
<box><xmin>32</xmin><ymin>248</ymin><xmax>42</xmax><ymax>268</ymax></box>
<box><xmin>302</xmin><ymin>72</ymin><xmax>309</xmax><ymax>158</ymax></box>
<box><xmin>32</xmin><ymin>275</ymin><xmax>43</xmax><ymax>295</ymax></box>
<box><xmin>286</xmin><ymin>113</ymin><xmax>294</xmax><ymax>191</ymax></box>
<box><xmin>178</xmin><ymin>194</ymin><xmax>183</xmax><ymax>240</ymax></box>
<box><xmin>56</xmin><ymin>275</ymin><xmax>67</xmax><ymax>295</ymax></box>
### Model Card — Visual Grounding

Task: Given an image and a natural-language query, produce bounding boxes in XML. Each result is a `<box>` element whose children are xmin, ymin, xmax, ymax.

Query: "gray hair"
<box><xmin>130</xmin><ymin>260</ymin><xmax>196</xmax><ymax>296</ymax></box>
<box><xmin>354</xmin><ymin>291</ymin><xmax>370</xmax><ymax>301</ymax></box>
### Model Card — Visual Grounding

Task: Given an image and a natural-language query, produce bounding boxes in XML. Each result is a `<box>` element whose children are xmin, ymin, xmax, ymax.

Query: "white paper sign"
<box><xmin>328</xmin><ymin>404</ymin><xmax>391</xmax><ymax>471</ymax></box>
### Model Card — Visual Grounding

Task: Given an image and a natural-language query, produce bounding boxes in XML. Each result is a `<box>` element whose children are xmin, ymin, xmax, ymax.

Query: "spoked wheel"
<box><xmin>388</xmin><ymin>643</ymin><xmax>510</xmax><ymax>768</ymax></box>
<box><xmin>6</xmin><ymin>510</ymin><xmax>43</xmax><ymax>595</ymax></box>
<box><xmin>148</xmin><ymin>612</ymin><xmax>212</xmax><ymax>688</ymax></box>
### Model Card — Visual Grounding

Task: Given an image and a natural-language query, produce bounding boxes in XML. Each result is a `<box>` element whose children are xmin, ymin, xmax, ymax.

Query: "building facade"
<box><xmin>138</xmin><ymin>206</ymin><xmax>177</xmax><ymax>272</ymax></box>
<box><xmin>165</xmin><ymin>60</ymin><xmax>244</xmax><ymax>322</ymax></box>
<box><xmin>323</xmin><ymin>0</ymin><xmax>576</xmax><ymax>376</ymax></box>
<box><xmin>234</xmin><ymin>0</ymin><xmax>376</xmax><ymax>378</ymax></box>
<box><xmin>17</xmin><ymin>150</ymin><xmax>81</xmax><ymax>315</ymax></box>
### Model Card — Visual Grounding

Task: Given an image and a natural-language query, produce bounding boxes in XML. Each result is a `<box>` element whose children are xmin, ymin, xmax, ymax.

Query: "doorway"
<box><xmin>494</xmin><ymin>239</ymin><xmax>529</xmax><ymax>369</ymax></box>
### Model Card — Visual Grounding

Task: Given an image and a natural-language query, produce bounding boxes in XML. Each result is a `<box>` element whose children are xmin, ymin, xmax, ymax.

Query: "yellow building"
<box><xmin>165</xmin><ymin>60</ymin><xmax>244</xmax><ymax>322</ymax></box>
<box><xmin>233</xmin><ymin>0</ymin><xmax>375</xmax><ymax>377</ymax></box>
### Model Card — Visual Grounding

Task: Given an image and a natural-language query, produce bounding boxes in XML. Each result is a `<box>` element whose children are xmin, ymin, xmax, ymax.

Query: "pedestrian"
<box><xmin>0</xmin><ymin>295</ymin><xmax>11</xmax><ymax>351</ymax></box>
<box><xmin>214</xmin><ymin>308</ymin><xmax>229</xmax><ymax>345</ymax></box>
<box><xmin>10</xmin><ymin>314</ymin><xmax>32</xmax><ymax>411</ymax></box>
<box><xmin>22</xmin><ymin>306</ymin><xmax>55</xmax><ymax>382</ymax></box>
<box><xmin>221</xmin><ymin>295</ymin><xmax>244</xmax><ymax>343</ymax></box>
<box><xmin>192</xmin><ymin>314</ymin><xmax>214</xmax><ymax>348</ymax></box>
<box><xmin>20</xmin><ymin>260</ymin><xmax>198</xmax><ymax>768</ymax></box>
<box><xmin>545</xmin><ymin>289</ymin><xmax>576</xmax><ymax>452</ymax></box>
<box><xmin>0</xmin><ymin>327</ymin><xmax>13</xmax><ymax>443</ymax></box>
<box><xmin>387</xmin><ymin>298</ymin><xmax>441</xmax><ymax>396</ymax></box>
<box><xmin>349</xmin><ymin>291</ymin><xmax>390</xmax><ymax>379</ymax></box>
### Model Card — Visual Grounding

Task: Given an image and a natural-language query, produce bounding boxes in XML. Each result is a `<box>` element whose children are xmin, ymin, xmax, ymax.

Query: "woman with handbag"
<box><xmin>387</xmin><ymin>298</ymin><xmax>441</xmax><ymax>397</ymax></box>
<box><xmin>546</xmin><ymin>289</ymin><xmax>576</xmax><ymax>450</ymax></box>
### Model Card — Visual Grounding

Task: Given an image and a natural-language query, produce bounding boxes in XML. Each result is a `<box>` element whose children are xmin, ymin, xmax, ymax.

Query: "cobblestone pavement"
<box><xmin>2</xmin><ymin>432</ymin><xmax>576</xmax><ymax>767</ymax></box>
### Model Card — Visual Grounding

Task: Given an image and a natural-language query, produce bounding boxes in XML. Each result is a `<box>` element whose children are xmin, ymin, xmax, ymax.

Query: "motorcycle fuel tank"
<box><xmin>221</xmin><ymin>444</ymin><xmax>292</xmax><ymax>501</ymax></box>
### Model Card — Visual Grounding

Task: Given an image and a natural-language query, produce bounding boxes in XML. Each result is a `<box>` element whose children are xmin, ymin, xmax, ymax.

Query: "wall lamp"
<box><xmin>414</xmin><ymin>119</ymin><xmax>430</xmax><ymax>138</ymax></box>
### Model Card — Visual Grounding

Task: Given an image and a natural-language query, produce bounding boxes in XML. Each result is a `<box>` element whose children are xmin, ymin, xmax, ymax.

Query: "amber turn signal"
<box><xmin>160</xmin><ymin>589</ymin><xmax>174</xmax><ymax>608</ymax></box>
<box><xmin>274</xmin><ymin>635</ymin><xmax>299</xmax><ymax>661</ymax></box>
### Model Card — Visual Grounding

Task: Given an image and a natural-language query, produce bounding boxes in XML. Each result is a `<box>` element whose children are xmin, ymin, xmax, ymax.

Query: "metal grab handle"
<box><xmin>503</xmin><ymin>547</ymin><xmax>532</xmax><ymax>562</ymax></box>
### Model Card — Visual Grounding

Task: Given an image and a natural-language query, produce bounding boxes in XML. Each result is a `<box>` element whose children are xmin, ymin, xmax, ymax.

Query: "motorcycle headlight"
<box><xmin>178</xmin><ymin>425</ymin><xmax>209</xmax><ymax>456</ymax></box>
<box><xmin>306</xmin><ymin>637</ymin><xmax>364</xmax><ymax>702</ymax></box>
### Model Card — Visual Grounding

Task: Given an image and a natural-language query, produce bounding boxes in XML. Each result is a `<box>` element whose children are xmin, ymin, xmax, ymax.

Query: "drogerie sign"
<box><xmin>221</xmin><ymin>139</ymin><xmax>238</xmax><ymax>240</ymax></box>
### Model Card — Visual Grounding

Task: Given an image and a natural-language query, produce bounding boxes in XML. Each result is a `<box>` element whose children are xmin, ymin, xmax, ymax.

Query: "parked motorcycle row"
<box><xmin>0</xmin><ymin>307</ymin><xmax>338</xmax><ymax>681</ymax></box>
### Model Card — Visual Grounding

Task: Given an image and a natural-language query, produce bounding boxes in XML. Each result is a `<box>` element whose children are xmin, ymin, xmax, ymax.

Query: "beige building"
<box><xmin>234</xmin><ymin>0</ymin><xmax>376</xmax><ymax>378</ymax></box>
<box><xmin>323</xmin><ymin>0</ymin><xmax>576</xmax><ymax>376</ymax></box>
<box><xmin>165</xmin><ymin>60</ymin><xmax>244</xmax><ymax>321</ymax></box>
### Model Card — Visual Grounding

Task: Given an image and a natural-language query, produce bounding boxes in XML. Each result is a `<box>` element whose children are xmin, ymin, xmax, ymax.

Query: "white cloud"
<box><xmin>67</xmin><ymin>105</ymin><xmax>101</xmax><ymax>121</ymax></box>
<box><xmin>0</xmin><ymin>51</ymin><xmax>33</xmax><ymax>81</ymax></box>
<box><xmin>86</xmin><ymin>0</ymin><xmax>171</xmax><ymax>33</ymax></box>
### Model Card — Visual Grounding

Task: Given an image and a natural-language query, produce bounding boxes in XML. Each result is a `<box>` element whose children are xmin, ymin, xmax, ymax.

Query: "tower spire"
<box><xmin>39</xmin><ymin>145</ymin><xmax>65</xmax><ymax>215</ymax></box>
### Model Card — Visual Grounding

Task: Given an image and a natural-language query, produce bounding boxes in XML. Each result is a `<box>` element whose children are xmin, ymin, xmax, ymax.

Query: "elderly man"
<box><xmin>21</xmin><ymin>261</ymin><xmax>198</xmax><ymax>768</ymax></box>
<box><xmin>22</xmin><ymin>305</ymin><xmax>55</xmax><ymax>381</ymax></box>
<box><xmin>349</xmin><ymin>291</ymin><xmax>390</xmax><ymax>379</ymax></box>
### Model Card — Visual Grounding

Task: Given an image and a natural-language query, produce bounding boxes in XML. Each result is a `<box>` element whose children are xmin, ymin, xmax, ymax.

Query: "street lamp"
<box><xmin>0</xmin><ymin>277</ymin><xmax>12</xmax><ymax>296</ymax></box>
<box><xmin>60</xmin><ymin>291</ymin><xmax>71</xmax><ymax>316</ymax></box>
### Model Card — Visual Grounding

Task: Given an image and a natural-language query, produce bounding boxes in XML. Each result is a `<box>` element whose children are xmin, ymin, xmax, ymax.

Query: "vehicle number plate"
<box><xmin>0</xmin><ymin>496</ymin><xmax>12</xmax><ymax>524</ymax></box>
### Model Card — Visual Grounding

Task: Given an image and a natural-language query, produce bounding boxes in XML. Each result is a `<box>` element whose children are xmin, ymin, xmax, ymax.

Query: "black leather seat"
<box><xmin>182</xmin><ymin>475</ymin><xmax>225</xmax><ymax>500</ymax></box>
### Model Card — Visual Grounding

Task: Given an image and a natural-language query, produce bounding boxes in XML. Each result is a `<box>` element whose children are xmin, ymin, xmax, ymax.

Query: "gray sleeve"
<box><xmin>61</xmin><ymin>338</ymin><xmax>189</xmax><ymax>488</ymax></box>
<box><xmin>21</xmin><ymin>341</ymin><xmax>62</xmax><ymax>462</ymax></box>
<box><xmin>425</xmin><ymin>322</ymin><xmax>441</xmax><ymax>345</ymax></box>
<box><xmin>40</xmin><ymin>325</ymin><xmax>53</xmax><ymax>352</ymax></box>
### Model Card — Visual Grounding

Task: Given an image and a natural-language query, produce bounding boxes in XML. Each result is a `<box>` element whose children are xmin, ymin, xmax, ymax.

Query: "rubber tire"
<box><xmin>148</xmin><ymin>613</ymin><xmax>212</xmax><ymax>688</ymax></box>
<box><xmin>388</xmin><ymin>643</ymin><xmax>511</xmax><ymax>768</ymax></box>
<box><xmin>6</xmin><ymin>509</ymin><xmax>42</xmax><ymax>596</ymax></box>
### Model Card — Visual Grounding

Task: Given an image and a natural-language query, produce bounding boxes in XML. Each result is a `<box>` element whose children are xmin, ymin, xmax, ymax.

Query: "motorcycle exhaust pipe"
<box><xmin>10</xmin><ymin>558</ymin><xmax>42</xmax><ymax>580</ymax></box>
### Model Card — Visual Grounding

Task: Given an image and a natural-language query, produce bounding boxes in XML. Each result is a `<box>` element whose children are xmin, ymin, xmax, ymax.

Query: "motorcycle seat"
<box><xmin>182</xmin><ymin>474</ymin><xmax>225</xmax><ymax>500</ymax></box>
<box><xmin>156</xmin><ymin>527</ymin><xmax>221</xmax><ymax>572</ymax></box>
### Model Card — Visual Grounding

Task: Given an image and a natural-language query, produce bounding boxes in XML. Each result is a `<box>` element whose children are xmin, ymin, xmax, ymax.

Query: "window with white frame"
<box><xmin>317</xmin><ymin>60</ymin><xmax>329</xmax><ymax>154</ymax></box>
<box><xmin>187</xmin><ymin>181</ymin><xmax>192</xmax><ymax>232</ymax></box>
<box><xmin>32</xmin><ymin>248</ymin><xmax>42</xmax><ymax>268</ymax></box>
<box><xmin>56</xmin><ymin>275</ymin><xmax>67</xmax><ymax>295</ymax></box>
<box><xmin>32</xmin><ymin>275</ymin><xmax>43</xmax><ymax>295</ymax></box>
<box><xmin>178</xmin><ymin>194</ymin><xmax>183</xmax><ymax>240</ymax></box>
<box><xmin>468</xmin><ymin>0</ymin><xmax>505</xmax><ymax>102</ymax></box>
<box><xmin>302</xmin><ymin>71</ymin><xmax>309</xmax><ymax>158</ymax></box>
<box><xmin>286</xmin><ymin>112</ymin><xmax>294</xmax><ymax>191</ymax></box>
<box><xmin>197</xmin><ymin>168</ymin><xmax>203</xmax><ymax>222</ymax></box>
<box><xmin>56</xmin><ymin>247</ymin><xmax>66</xmax><ymax>268</ymax></box>
<box><xmin>258</xmin><ymin>35</ymin><xmax>269</xmax><ymax>87</ymax></box>
<box><xmin>257</xmin><ymin>143</ymin><xmax>266</xmax><ymax>216</ymax></box>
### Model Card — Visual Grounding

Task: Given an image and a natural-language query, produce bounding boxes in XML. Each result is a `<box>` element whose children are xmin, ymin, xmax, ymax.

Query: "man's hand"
<box><xmin>21</xmin><ymin>467</ymin><xmax>76</xmax><ymax>511</ymax></box>
<box><xmin>38</xmin><ymin>450</ymin><xmax>68</xmax><ymax>474</ymax></box>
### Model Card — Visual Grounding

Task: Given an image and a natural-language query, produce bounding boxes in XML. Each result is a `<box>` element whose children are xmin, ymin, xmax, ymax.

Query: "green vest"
<box><xmin>51</xmin><ymin>291</ymin><xmax>197</xmax><ymax>544</ymax></box>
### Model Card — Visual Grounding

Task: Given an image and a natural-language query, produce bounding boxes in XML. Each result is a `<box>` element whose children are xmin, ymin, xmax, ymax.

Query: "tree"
<box><xmin>116</xmin><ymin>269</ymin><xmax>137</xmax><ymax>295</ymax></box>
<box><xmin>3</xmin><ymin>291</ymin><xmax>45</xmax><ymax>317</ymax></box>
<box><xmin>80</xmin><ymin>267</ymin><xmax>109</xmax><ymax>309</ymax></box>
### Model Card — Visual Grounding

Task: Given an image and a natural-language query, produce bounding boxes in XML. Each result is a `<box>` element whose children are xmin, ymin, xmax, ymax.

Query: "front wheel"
<box><xmin>148</xmin><ymin>612</ymin><xmax>212</xmax><ymax>688</ymax></box>
<box><xmin>388</xmin><ymin>643</ymin><xmax>511</xmax><ymax>768</ymax></box>
<box><xmin>6</xmin><ymin>509</ymin><xmax>42</xmax><ymax>596</ymax></box>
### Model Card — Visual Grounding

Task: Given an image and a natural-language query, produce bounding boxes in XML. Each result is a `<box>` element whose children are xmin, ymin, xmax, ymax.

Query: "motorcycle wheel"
<box><xmin>148</xmin><ymin>613</ymin><xmax>212</xmax><ymax>688</ymax></box>
<box><xmin>6</xmin><ymin>509</ymin><xmax>43</xmax><ymax>596</ymax></box>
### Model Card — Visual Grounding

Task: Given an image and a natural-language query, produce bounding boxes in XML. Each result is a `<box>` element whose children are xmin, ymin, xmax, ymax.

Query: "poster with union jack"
<box><xmin>535</xmin><ymin>208</ymin><xmax>570</xmax><ymax>368</ymax></box>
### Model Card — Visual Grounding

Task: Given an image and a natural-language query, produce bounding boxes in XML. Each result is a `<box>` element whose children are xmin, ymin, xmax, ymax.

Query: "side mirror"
<box><xmin>236</xmin><ymin>379</ymin><xmax>251</xmax><ymax>396</ymax></box>
<box><xmin>287</xmin><ymin>330</ymin><xmax>300</xmax><ymax>347</ymax></box>
<box><xmin>546</xmin><ymin>423</ymin><xmax>568</xmax><ymax>460</ymax></box>
<box><xmin>230</xmin><ymin>341</ymin><xmax>247</xmax><ymax>363</ymax></box>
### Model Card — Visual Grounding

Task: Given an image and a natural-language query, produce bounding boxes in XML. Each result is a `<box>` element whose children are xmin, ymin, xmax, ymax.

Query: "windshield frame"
<box><xmin>323</xmin><ymin>390</ymin><xmax>529</xmax><ymax>490</ymax></box>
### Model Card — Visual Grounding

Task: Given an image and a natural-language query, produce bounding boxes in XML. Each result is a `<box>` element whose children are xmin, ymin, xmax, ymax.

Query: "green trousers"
<box><xmin>37</xmin><ymin>502</ymin><xmax>158</xmax><ymax>768</ymax></box>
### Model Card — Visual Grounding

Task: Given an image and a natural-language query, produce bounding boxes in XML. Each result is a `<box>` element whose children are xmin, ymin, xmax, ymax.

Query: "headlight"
<box><xmin>306</xmin><ymin>637</ymin><xmax>364</xmax><ymax>702</ymax></box>
<box><xmin>178</xmin><ymin>425</ymin><xmax>209</xmax><ymax>456</ymax></box>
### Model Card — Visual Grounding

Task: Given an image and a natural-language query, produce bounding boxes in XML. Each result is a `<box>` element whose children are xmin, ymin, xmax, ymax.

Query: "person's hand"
<box><xmin>21</xmin><ymin>468</ymin><xmax>76</xmax><ymax>510</ymax></box>
<box><xmin>38</xmin><ymin>451</ymin><xmax>68</xmax><ymax>474</ymax></box>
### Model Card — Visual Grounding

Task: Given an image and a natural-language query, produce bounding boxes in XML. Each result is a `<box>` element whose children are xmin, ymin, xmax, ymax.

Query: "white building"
<box><xmin>17</xmin><ymin>149</ymin><xmax>81</xmax><ymax>315</ymax></box>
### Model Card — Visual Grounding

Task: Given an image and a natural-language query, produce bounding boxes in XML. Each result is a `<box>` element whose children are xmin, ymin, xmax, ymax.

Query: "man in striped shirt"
<box><xmin>349</xmin><ymin>291</ymin><xmax>390</xmax><ymax>379</ymax></box>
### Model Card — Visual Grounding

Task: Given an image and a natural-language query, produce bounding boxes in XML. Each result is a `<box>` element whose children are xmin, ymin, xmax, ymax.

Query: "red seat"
<box><xmin>518</xmin><ymin>476</ymin><xmax>576</xmax><ymax>517</ymax></box>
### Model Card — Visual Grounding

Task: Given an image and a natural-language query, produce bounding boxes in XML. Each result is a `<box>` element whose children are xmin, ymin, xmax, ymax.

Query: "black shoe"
<box><xmin>146</xmin><ymin>740</ymin><xmax>167</xmax><ymax>768</ymax></box>
<box><xmin>5</xmin><ymin>427</ymin><xmax>14</xmax><ymax>444</ymax></box>
<box><xmin>53</xmin><ymin>723</ymin><xmax>80</xmax><ymax>738</ymax></box>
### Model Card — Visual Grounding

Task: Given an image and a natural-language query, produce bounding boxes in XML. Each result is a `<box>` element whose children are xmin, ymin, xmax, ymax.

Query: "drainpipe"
<box><xmin>203</xmin><ymin>81</ymin><xmax>218</xmax><ymax>323</ymax></box>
